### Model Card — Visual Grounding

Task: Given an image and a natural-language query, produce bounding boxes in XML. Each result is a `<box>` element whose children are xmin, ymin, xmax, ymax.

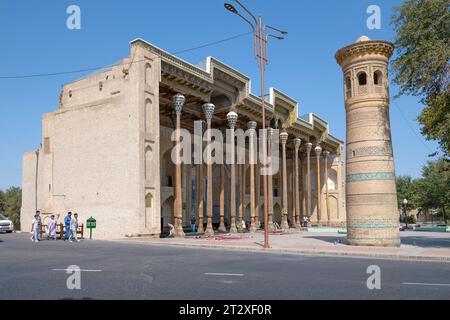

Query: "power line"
<box><xmin>0</xmin><ymin>31</ymin><xmax>253</xmax><ymax>80</ymax></box>
<box><xmin>391</xmin><ymin>98</ymin><xmax>435</xmax><ymax>154</ymax></box>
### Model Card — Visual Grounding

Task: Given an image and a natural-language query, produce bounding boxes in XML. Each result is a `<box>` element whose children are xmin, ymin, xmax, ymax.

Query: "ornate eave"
<box><xmin>335</xmin><ymin>40</ymin><xmax>394</xmax><ymax>66</ymax></box>
<box><xmin>130</xmin><ymin>38</ymin><xmax>343</xmax><ymax>147</ymax></box>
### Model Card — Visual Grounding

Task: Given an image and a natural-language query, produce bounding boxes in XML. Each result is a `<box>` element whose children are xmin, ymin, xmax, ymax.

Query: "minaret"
<box><xmin>335</xmin><ymin>36</ymin><xmax>400</xmax><ymax>247</ymax></box>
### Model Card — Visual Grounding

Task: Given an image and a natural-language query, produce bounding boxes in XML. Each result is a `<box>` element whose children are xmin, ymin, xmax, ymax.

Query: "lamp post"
<box><xmin>224</xmin><ymin>0</ymin><xmax>287</xmax><ymax>249</ymax></box>
<box><xmin>403</xmin><ymin>198</ymin><xmax>408</xmax><ymax>230</ymax></box>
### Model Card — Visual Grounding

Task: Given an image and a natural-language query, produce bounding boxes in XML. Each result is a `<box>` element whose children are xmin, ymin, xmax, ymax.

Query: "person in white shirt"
<box><xmin>30</xmin><ymin>211</ymin><xmax>41</xmax><ymax>242</ymax></box>
<box><xmin>70</xmin><ymin>213</ymin><xmax>80</xmax><ymax>242</ymax></box>
<box><xmin>47</xmin><ymin>214</ymin><xmax>57</xmax><ymax>240</ymax></box>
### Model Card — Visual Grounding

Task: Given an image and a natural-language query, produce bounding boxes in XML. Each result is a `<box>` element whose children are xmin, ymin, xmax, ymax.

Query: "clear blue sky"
<box><xmin>0</xmin><ymin>0</ymin><xmax>439</xmax><ymax>190</ymax></box>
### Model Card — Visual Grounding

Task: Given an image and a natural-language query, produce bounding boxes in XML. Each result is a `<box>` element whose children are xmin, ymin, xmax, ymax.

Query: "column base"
<box><xmin>205</xmin><ymin>226</ymin><xmax>214</xmax><ymax>236</ymax></box>
<box><xmin>280</xmin><ymin>212</ymin><xmax>289</xmax><ymax>229</ymax></box>
<box><xmin>229</xmin><ymin>225</ymin><xmax>238</xmax><ymax>233</ymax></box>
<box><xmin>174</xmin><ymin>227</ymin><xmax>185</xmax><ymax>238</ymax></box>
<box><xmin>198</xmin><ymin>226</ymin><xmax>205</xmax><ymax>234</ymax></box>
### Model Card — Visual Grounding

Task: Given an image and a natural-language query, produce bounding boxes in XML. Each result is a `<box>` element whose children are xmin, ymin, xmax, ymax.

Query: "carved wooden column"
<box><xmin>267</xmin><ymin>127</ymin><xmax>274</xmax><ymax>229</ymax></box>
<box><xmin>219</xmin><ymin>164</ymin><xmax>226</xmax><ymax>232</ymax></box>
<box><xmin>255</xmin><ymin>161</ymin><xmax>261</xmax><ymax>229</ymax></box>
<box><xmin>238</xmin><ymin>163</ymin><xmax>244</xmax><ymax>232</ymax></box>
<box><xmin>315</xmin><ymin>145</ymin><xmax>322</xmax><ymax>225</ymax></box>
<box><xmin>280</xmin><ymin>131</ymin><xmax>289</xmax><ymax>229</ymax></box>
<box><xmin>323</xmin><ymin>150</ymin><xmax>331</xmax><ymax>225</ymax></box>
<box><xmin>300</xmin><ymin>155</ymin><xmax>305</xmax><ymax>222</ymax></box>
<box><xmin>197</xmin><ymin>163</ymin><xmax>204</xmax><ymax>233</ymax></box>
<box><xmin>305</xmin><ymin>142</ymin><xmax>312</xmax><ymax>220</ymax></box>
<box><xmin>203</xmin><ymin>103</ymin><xmax>215</xmax><ymax>236</ymax></box>
<box><xmin>248</xmin><ymin>121</ymin><xmax>257</xmax><ymax>233</ymax></box>
<box><xmin>227</xmin><ymin>111</ymin><xmax>238</xmax><ymax>233</ymax></box>
<box><xmin>172</xmin><ymin>93</ymin><xmax>185</xmax><ymax>237</ymax></box>
<box><xmin>294</xmin><ymin>138</ymin><xmax>301</xmax><ymax>228</ymax></box>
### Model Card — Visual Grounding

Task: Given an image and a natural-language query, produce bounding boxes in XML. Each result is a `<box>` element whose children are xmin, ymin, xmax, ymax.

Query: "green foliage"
<box><xmin>391</xmin><ymin>0</ymin><xmax>450</xmax><ymax>155</ymax></box>
<box><xmin>0</xmin><ymin>187</ymin><xmax>22</xmax><ymax>227</ymax></box>
<box><xmin>406</xmin><ymin>216</ymin><xmax>416</xmax><ymax>224</ymax></box>
<box><xmin>412</xmin><ymin>158</ymin><xmax>450</xmax><ymax>222</ymax></box>
<box><xmin>395</xmin><ymin>175</ymin><xmax>415</xmax><ymax>209</ymax></box>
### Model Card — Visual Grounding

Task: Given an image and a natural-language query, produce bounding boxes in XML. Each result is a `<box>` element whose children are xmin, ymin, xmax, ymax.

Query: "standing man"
<box><xmin>190</xmin><ymin>215</ymin><xmax>197</xmax><ymax>234</ymax></box>
<box><xmin>30</xmin><ymin>211</ymin><xmax>41</xmax><ymax>242</ymax></box>
<box><xmin>70</xmin><ymin>213</ymin><xmax>80</xmax><ymax>243</ymax></box>
<box><xmin>64</xmin><ymin>212</ymin><xmax>72</xmax><ymax>241</ymax></box>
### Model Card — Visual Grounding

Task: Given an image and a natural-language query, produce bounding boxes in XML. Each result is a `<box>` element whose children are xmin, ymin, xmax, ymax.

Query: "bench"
<box><xmin>40</xmin><ymin>223</ymin><xmax>84</xmax><ymax>239</ymax></box>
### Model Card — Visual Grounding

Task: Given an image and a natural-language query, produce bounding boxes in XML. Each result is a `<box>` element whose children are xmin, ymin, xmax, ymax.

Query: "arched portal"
<box><xmin>161</xmin><ymin>196</ymin><xmax>174</xmax><ymax>229</ymax></box>
<box><xmin>273</xmin><ymin>203</ymin><xmax>281</xmax><ymax>224</ymax></box>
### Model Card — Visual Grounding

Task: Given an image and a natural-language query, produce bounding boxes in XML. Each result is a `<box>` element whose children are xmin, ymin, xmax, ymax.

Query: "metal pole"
<box><xmin>257</xmin><ymin>17</ymin><xmax>269</xmax><ymax>249</ymax></box>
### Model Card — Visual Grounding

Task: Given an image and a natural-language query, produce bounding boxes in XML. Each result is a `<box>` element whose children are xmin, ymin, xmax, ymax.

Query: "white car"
<box><xmin>0</xmin><ymin>213</ymin><xmax>14</xmax><ymax>233</ymax></box>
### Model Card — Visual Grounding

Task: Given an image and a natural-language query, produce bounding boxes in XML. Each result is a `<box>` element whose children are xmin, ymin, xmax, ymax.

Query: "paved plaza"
<box><xmin>123</xmin><ymin>230</ymin><xmax>450</xmax><ymax>262</ymax></box>
<box><xmin>1</xmin><ymin>232</ymin><xmax>450</xmax><ymax>300</ymax></box>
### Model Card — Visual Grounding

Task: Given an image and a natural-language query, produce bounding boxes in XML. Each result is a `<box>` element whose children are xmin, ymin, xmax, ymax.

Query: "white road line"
<box><xmin>402</xmin><ymin>282</ymin><xmax>450</xmax><ymax>287</ymax></box>
<box><xmin>52</xmin><ymin>269</ymin><xmax>102</xmax><ymax>272</ymax></box>
<box><xmin>204</xmin><ymin>273</ymin><xmax>244</xmax><ymax>277</ymax></box>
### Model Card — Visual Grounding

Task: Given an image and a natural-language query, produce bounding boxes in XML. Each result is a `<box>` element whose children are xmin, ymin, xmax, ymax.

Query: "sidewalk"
<box><xmin>121</xmin><ymin>230</ymin><xmax>450</xmax><ymax>262</ymax></box>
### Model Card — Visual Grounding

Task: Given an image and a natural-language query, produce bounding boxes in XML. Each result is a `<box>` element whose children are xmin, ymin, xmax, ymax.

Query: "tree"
<box><xmin>411</xmin><ymin>158</ymin><xmax>450</xmax><ymax>223</ymax></box>
<box><xmin>391</xmin><ymin>0</ymin><xmax>450</xmax><ymax>155</ymax></box>
<box><xmin>0</xmin><ymin>187</ymin><xmax>22</xmax><ymax>228</ymax></box>
<box><xmin>395</xmin><ymin>175</ymin><xmax>415</xmax><ymax>209</ymax></box>
<box><xmin>0</xmin><ymin>190</ymin><xmax>5</xmax><ymax>213</ymax></box>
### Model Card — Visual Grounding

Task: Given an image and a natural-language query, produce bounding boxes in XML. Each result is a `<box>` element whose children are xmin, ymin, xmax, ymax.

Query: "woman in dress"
<box><xmin>47</xmin><ymin>214</ymin><xmax>57</xmax><ymax>240</ymax></box>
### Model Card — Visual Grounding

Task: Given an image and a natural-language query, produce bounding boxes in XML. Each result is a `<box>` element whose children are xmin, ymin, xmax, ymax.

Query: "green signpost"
<box><xmin>86</xmin><ymin>217</ymin><xmax>96</xmax><ymax>240</ymax></box>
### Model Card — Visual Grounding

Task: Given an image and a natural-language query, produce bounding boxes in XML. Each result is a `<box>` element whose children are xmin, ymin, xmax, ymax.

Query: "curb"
<box><xmin>114</xmin><ymin>239</ymin><xmax>450</xmax><ymax>263</ymax></box>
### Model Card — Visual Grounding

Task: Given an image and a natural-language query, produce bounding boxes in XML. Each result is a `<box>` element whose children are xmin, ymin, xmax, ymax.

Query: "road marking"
<box><xmin>204</xmin><ymin>273</ymin><xmax>244</xmax><ymax>277</ymax></box>
<box><xmin>52</xmin><ymin>269</ymin><xmax>102</xmax><ymax>272</ymax></box>
<box><xmin>402</xmin><ymin>282</ymin><xmax>450</xmax><ymax>287</ymax></box>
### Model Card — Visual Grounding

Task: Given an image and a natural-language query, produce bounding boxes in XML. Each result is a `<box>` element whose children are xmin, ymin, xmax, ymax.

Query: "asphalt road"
<box><xmin>1</xmin><ymin>233</ymin><xmax>449</xmax><ymax>300</ymax></box>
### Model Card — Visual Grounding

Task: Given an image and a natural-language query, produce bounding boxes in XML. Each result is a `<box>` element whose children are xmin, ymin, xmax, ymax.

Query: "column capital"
<box><xmin>172</xmin><ymin>93</ymin><xmax>186</xmax><ymax>116</ymax></box>
<box><xmin>323</xmin><ymin>150</ymin><xmax>330</xmax><ymax>158</ymax></box>
<box><xmin>280</xmin><ymin>131</ymin><xmax>288</xmax><ymax>144</ymax></box>
<box><xmin>293</xmin><ymin>138</ymin><xmax>302</xmax><ymax>150</ymax></box>
<box><xmin>247</xmin><ymin>121</ymin><xmax>257</xmax><ymax>136</ymax></box>
<box><xmin>314</xmin><ymin>145</ymin><xmax>322</xmax><ymax>157</ymax></box>
<box><xmin>202</xmin><ymin>103</ymin><xmax>215</xmax><ymax>121</ymax></box>
<box><xmin>305</xmin><ymin>142</ymin><xmax>313</xmax><ymax>154</ymax></box>
<box><xmin>227</xmin><ymin>111</ymin><xmax>238</xmax><ymax>128</ymax></box>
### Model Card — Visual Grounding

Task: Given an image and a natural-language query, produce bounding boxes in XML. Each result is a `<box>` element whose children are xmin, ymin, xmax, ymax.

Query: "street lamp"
<box><xmin>403</xmin><ymin>198</ymin><xmax>408</xmax><ymax>229</ymax></box>
<box><xmin>224</xmin><ymin>0</ymin><xmax>287</xmax><ymax>250</ymax></box>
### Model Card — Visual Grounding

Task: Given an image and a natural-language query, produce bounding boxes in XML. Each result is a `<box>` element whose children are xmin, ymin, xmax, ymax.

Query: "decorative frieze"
<box><xmin>346</xmin><ymin>172</ymin><xmax>395</xmax><ymax>183</ymax></box>
<box><xmin>348</xmin><ymin>146</ymin><xmax>392</xmax><ymax>158</ymax></box>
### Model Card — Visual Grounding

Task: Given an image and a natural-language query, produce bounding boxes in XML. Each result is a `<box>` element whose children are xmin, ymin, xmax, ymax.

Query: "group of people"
<box><xmin>30</xmin><ymin>211</ymin><xmax>81</xmax><ymax>243</ymax></box>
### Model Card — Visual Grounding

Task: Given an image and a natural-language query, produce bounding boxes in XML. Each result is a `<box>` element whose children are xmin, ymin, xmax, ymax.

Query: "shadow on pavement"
<box><xmin>303</xmin><ymin>236</ymin><xmax>346</xmax><ymax>245</ymax></box>
<box><xmin>304</xmin><ymin>235</ymin><xmax>450</xmax><ymax>249</ymax></box>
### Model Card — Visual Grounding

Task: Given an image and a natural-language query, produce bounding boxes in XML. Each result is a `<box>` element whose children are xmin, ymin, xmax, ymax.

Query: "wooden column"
<box><xmin>203</xmin><ymin>103</ymin><xmax>215</xmax><ymax>236</ymax></box>
<box><xmin>315</xmin><ymin>145</ymin><xmax>322</xmax><ymax>225</ymax></box>
<box><xmin>294</xmin><ymin>138</ymin><xmax>301</xmax><ymax>228</ymax></box>
<box><xmin>197</xmin><ymin>164</ymin><xmax>204</xmax><ymax>233</ymax></box>
<box><xmin>172</xmin><ymin>94</ymin><xmax>185</xmax><ymax>237</ymax></box>
<box><xmin>248</xmin><ymin>121</ymin><xmax>257</xmax><ymax>233</ymax></box>
<box><xmin>219</xmin><ymin>164</ymin><xmax>226</xmax><ymax>232</ymax></box>
<box><xmin>227</xmin><ymin>111</ymin><xmax>238</xmax><ymax>233</ymax></box>
<box><xmin>305</xmin><ymin>143</ymin><xmax>313</xmax><ymax>221</ymax></box>
<box><xmin>238</xmin><ymin>163</ymin><xmax>244</xmax><ymax>232</ymax></box>
<box><xmin>323</xmin><ymin>151</ymin><xmax>331</xmax><ymax>225</ymax></box>
<box><xmin>267</xmin><ymin>127</ymin><xmax>274</xmax><ymax>229</ymax></box>
<box><xmin>280</xmin><ymin>131</ymin><xmax>289</xmax><ymax>229</ymax></box>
